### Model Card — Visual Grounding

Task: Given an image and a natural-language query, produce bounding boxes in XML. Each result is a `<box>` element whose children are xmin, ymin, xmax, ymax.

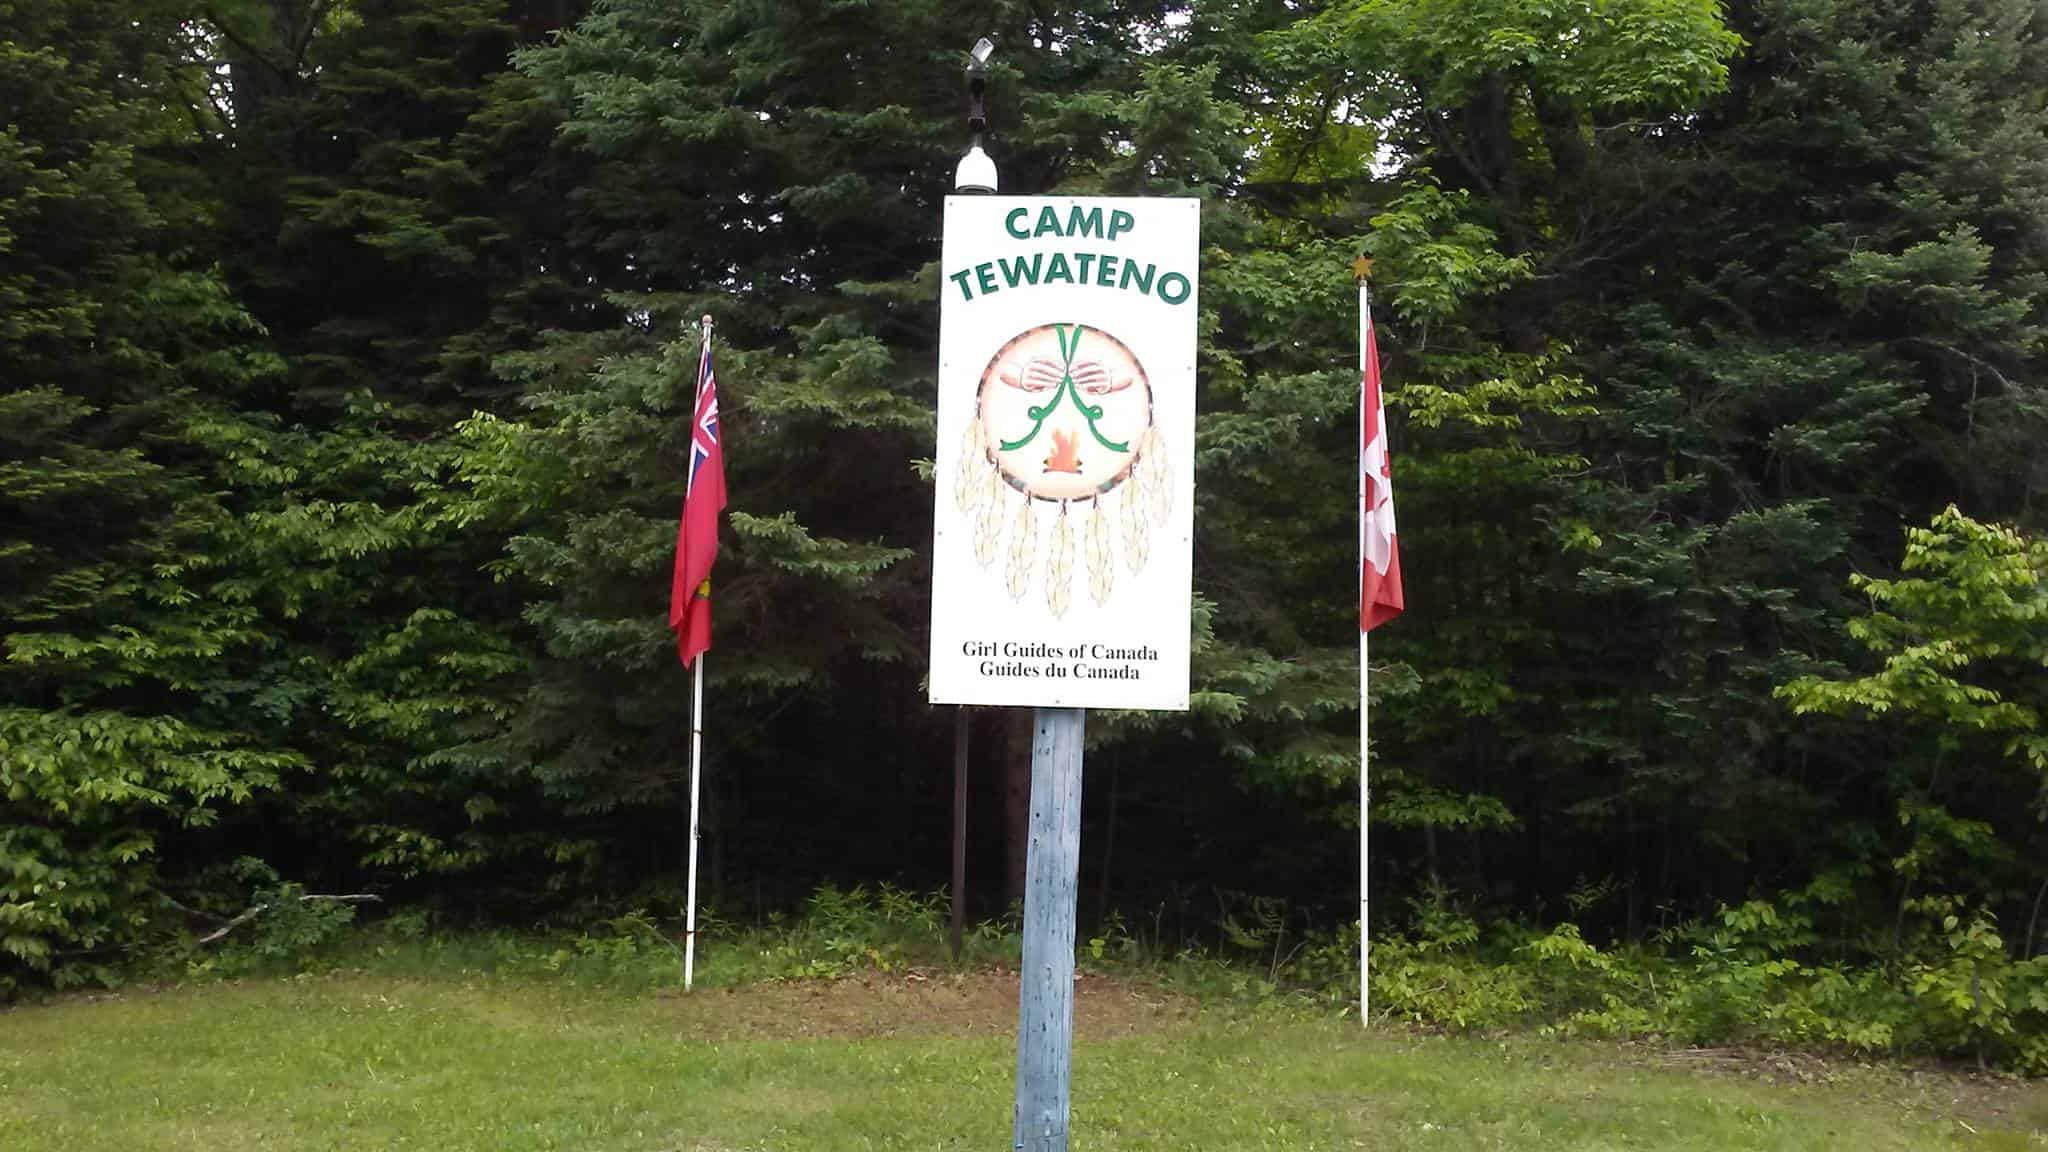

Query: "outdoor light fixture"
<box><xmin>955</xmin><ymin>37</ymin><xmax>998</xmax><ymax>193</ymax></box>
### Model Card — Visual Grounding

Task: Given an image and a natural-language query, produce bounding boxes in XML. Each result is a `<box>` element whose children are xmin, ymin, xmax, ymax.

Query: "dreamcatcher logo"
<box><xmin>953</xmin><ymin>322</ymin><xmax>1171</xmax><ymax>617</ymax></box>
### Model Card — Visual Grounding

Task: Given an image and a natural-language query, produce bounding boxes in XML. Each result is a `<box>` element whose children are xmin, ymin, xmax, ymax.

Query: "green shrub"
<box><xmin>0</xmin><ymin>711</ymin><xmax>292</xmax><ymax>993</ymax></box>
<box><xmin>1322</xmin><ymin>890</ymin><xmax>2048</xmax><ymax>1074</ymax></box>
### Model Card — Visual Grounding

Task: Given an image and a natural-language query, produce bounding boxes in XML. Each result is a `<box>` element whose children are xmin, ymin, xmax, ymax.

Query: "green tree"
<box><xmin>0</xmin><ymin>0</ymin><xmax>299</xmax><ymax>985</ymax></box>
<box><xmin>1543</xmin><ymin>0</ymin><xmax>2048</xmax><ymax>936</ymax></box>
<box><xmin>1782</xmin><ymin>508</ymin><xmax>2048</xmax><ymax>960</ymax></box>
<box><xmin>185</xmin><ymin>0</ymin><xmax>601</xmax><ymax>894</ymax></box>
<box><xmin>1237</xmin><ymin>0</ymin><xmax>1742</xmax><ymax>923</ymax></box>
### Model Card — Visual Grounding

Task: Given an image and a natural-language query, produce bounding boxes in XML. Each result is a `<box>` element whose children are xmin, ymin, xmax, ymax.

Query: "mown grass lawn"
<box><xmin>2</xmin><ymin>968</ymin><xmax>2042</xmax><ymax>1151</ymax></box>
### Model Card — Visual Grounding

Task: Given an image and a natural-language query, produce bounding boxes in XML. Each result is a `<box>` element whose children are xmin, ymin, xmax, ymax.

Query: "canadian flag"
<box><xmin>1360</xmin><ymin>290</ymin><xmax>1404</xmax><ymax>632</ymax></box>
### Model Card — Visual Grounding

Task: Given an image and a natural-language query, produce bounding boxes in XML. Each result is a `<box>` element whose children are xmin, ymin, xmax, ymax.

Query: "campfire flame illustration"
<box><xmin>1044</xmin><ymin>428</ymin><xmax>1082</xmax><ymax>474</ymax></box>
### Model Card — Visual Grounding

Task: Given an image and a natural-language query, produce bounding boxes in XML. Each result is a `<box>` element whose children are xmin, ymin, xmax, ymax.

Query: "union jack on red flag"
<box><xmin>670</xmin><ymin>333</ymin><xmax>727</xmax><ymax>666</ymax></box>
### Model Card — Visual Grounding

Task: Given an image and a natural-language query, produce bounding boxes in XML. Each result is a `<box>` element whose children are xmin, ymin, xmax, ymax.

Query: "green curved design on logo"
<box><xmin>997</xmin><ymin>324</ymin><xmax>1131</xmax><ymax>454</ymax></box>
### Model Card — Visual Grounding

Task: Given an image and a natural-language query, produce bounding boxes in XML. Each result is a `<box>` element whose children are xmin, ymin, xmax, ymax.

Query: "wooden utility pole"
<box><xmin>1014</xmin><ymin>707</ymin><xmax>1085</xmax><ymax>1152</ymax></box>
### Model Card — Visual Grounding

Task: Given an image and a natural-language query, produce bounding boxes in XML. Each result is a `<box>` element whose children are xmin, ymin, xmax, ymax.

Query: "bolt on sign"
<box><xmin>930</xmin><ymin>196</ymin><xmax>1198</xmax><ymax>711</ymax></box>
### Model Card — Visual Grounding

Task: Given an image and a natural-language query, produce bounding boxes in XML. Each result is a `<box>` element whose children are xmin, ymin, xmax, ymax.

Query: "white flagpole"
<box><xmin>685</xmin><ymin>653</ymin><xmax>705</xmax><ymax>989</ymax></box>
<box><xmin>684</xmin><ymin>315</ymin><xmax>712</xmax><ymax>992</ymax></box>
<box><xmin>1358</xmin><ymin>278</ymin><xmax>1372</xmax><ymax>1028</ymax></box>
<box><xmin>1361</xmin><ymin>635</ymin><xmax>1370</xmax><ymax>1025</ymax></box>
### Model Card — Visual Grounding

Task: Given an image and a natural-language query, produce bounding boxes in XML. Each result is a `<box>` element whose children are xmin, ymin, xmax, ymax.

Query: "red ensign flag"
<box><xmin>670</xmin><ymin>338</ymin><xmax>726</xmax><ymax>666</ymax></box>
<box><xmin>1360</xmin><ymin>292</ymin><xmax>1404</xmax><ymax>632</ymax></box>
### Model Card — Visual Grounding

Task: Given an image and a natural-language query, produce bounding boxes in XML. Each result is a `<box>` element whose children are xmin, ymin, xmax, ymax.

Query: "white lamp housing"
<box><xmin>955</xmin><ymin>143</ymin><xmax>998</xmax><ymax>193</ymax></box>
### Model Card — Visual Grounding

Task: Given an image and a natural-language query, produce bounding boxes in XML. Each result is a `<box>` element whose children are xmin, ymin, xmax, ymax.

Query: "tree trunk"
<box><xmin>1424</xmin><ymin>823</ymin><xmax>1442</xmax><ymax>890</ymax></box>
<box><xmin>2026</xmin><ymin>872</ymin><xmax>2047</xmax><ymax>960</ymax></box>
<box><xmin>1004</xmin><ymin>707</ymin><xmax>1034</xmax><ymax>910</ymax></box>
<box><xmin>1625</xmin><ymin>796</ymin><xmax>1641</xmax><ymax>940</ymax></box>
<box><xmin>221</xmin><ymin>0</ymin><xmax>310</xmax><ymax>127</ymax></box>
<box><xmin>1095</xmin><ymin>752</ymin><xmax>1119</xmax><ymax>928</ymax></box>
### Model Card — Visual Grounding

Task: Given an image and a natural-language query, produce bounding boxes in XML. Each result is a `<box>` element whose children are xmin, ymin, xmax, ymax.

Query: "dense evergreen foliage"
<box><xmin>4</xmin><ymin>0</ymin><xmax>2047</xmax><ymax>1061</ymax></box>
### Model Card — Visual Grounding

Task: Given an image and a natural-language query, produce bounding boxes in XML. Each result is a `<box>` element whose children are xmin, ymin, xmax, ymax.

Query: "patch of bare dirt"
<box><xmin>655</xmin><ymin>968</ymin><xmax>1193</xmax><ymax>1042</ymax></box>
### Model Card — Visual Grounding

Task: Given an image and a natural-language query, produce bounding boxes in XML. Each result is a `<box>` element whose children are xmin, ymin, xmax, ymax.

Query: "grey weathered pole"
<box><xmin>1014</xmin><ymin>707</ymin><xmax>1084</xmax><ymax>1152</ymax></box>
<box><xmin>951</xmin><ymin>705</ymin><xmax>969</xmax><ymax>961</ymax></box>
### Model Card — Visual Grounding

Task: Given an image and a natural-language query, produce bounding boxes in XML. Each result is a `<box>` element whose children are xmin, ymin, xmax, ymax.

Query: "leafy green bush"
<box><xmin>0</xmin><ymin>711</ymin><xmax>292</xmax><ymax>993</ymax></box>
<box><xmin>714</xmin><ymin>884</ymin><xmax>1018</xmax><ymax>984</ymax></box>
<box><xmin>1328</xmin><ymin>889</ymin><xmax>2048</xmax><ymax>1074</ymax></box>
<box><xmin>1896</xmin><ymin>905</ymin><xmax>2048</xmax><ymax>1074</ymax></box>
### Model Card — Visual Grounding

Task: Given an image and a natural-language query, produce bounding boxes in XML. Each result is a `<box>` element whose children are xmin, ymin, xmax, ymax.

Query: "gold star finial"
<box><xmin>1351</xmin><ymin>255</ymin><xmax>1374</xmax><ymax>283</ymax></box>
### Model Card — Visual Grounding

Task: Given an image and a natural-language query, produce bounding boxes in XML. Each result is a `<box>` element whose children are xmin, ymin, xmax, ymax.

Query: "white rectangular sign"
<box><xmin>929</xmin><ymin>195</ymin><xmax>1198</xmax><ymax>711</ymax></box>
